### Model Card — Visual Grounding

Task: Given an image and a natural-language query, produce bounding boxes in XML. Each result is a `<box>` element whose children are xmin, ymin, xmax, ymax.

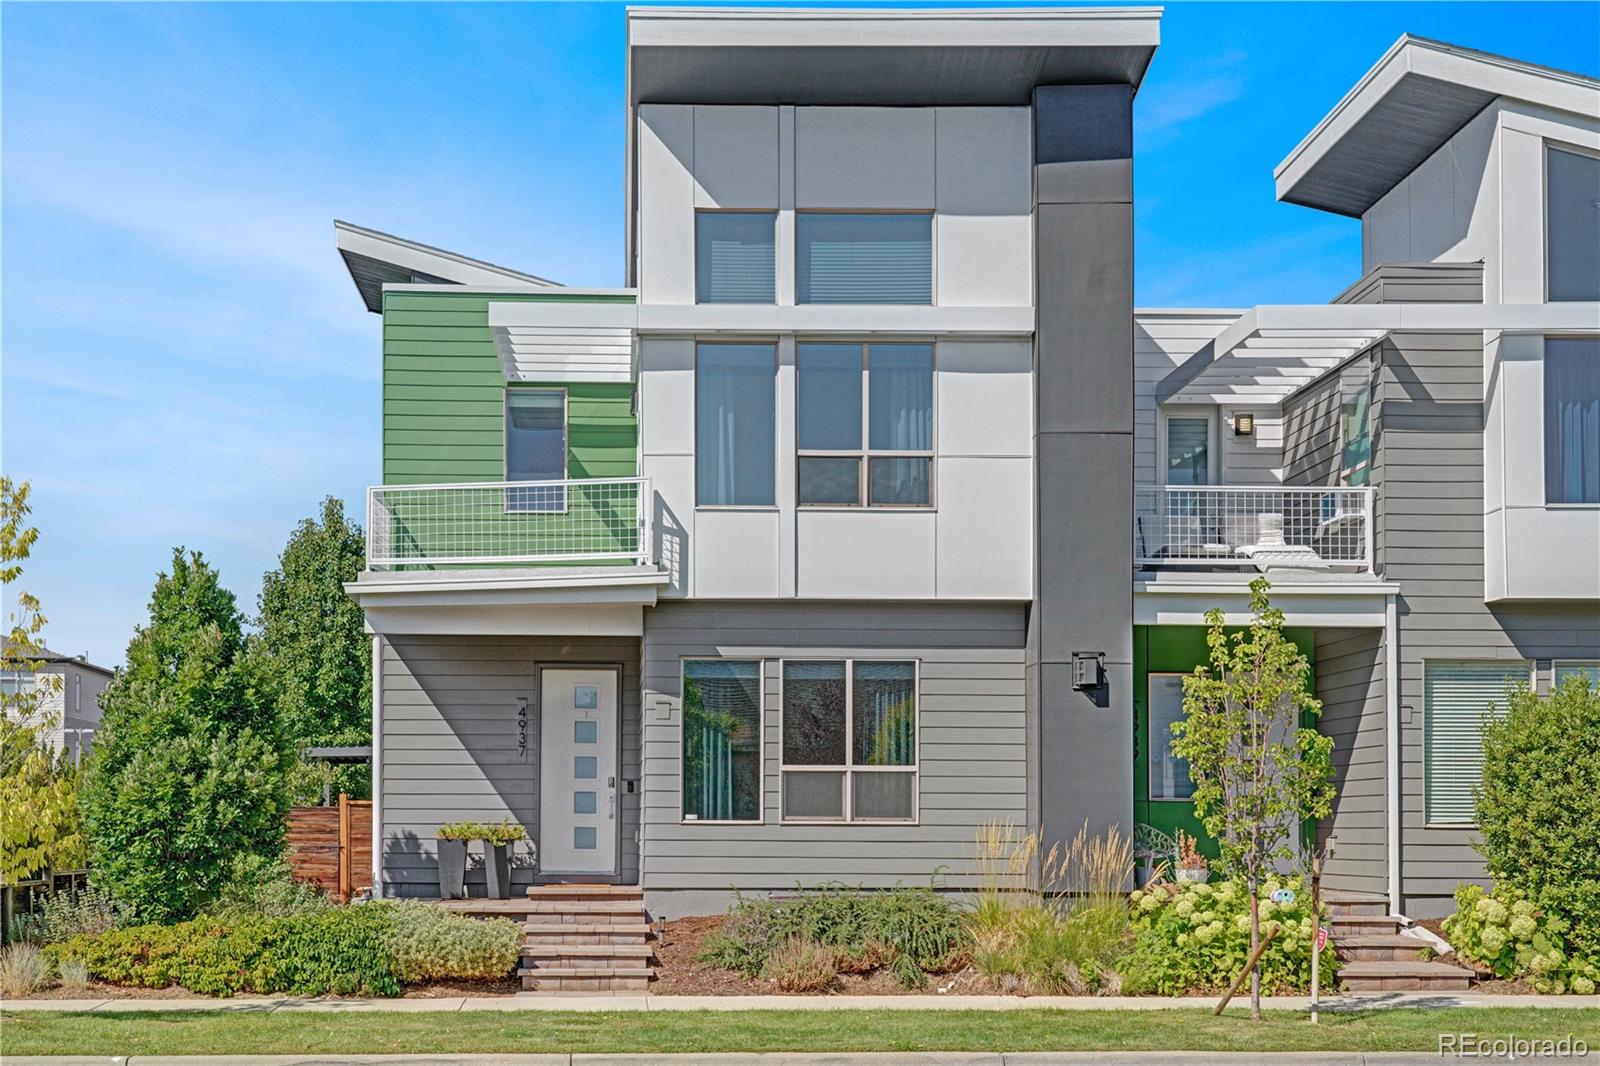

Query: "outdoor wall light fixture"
<box><xmin>1234</xmin><ymin>412</ymin><xmax>1255</xmax><ymax>437</ymax></box>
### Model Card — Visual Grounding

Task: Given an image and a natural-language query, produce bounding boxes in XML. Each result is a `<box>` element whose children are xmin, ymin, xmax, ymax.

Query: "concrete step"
<box><xmin>1338</xmin><ymin>960</ymin><xmax>1474</xmax><ymax>992</ymax></box>
<box><xmin>523</xmin><ymin>943</ymin><xmax>656</xmax><ymax>960</ymax></box>
<box><xmin>1333</xmin><ymin>933</ymin><xmax>1433</xmax><ymax>962</ymax></box>
<box><xmin>1328</xmin><ymin>913</ymin><xmax>1403</xmax><ymax>937</ymax></box>
<box><xmin>522</xmin><ymin>922</ymin><xmax>653</xmax><ymax>944</ymax></box>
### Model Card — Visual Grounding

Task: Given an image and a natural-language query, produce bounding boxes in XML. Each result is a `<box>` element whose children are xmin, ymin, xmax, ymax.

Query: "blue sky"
<box><xmin>3</xmin><ymin>2</ymin><xmax>1597</xmax><ymax>667</ymax></box>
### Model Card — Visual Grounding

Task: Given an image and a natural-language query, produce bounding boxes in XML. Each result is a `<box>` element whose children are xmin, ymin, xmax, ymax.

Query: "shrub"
<box><xmin>699</xmin><ymin>884</ymin><xmax>965</xmax><ymax>989</ymax></box>
<box><xmin>205</xmin><ymin>854</ymin><xmax>328</xmax><ymax>918</ymax></box>
<box><xmin>1121</xmin><ymin>876</ymin><xmax>1337</xmax><ymax>996</ymax></box>
<box><xmin>764</xmin><ymin>937</ymin><xmax>837</xmax><ymax>992</ymax></box>
<box><xmin>24</xmin><ymin>884</ymin><xmax>134</xmax><ymax>945</ymax></box>
<box><xmin>1442</xmin><ymin>883</ymin><xmax>1599</xmax><ymax>996</ymax></box>
<box><xmin>388</xmin><ymin>901</ymin><xmax>520</xmax><ymax>983</ymax></box>
<box><xmin>0</xmin><ymin>943</ymin><xmax>49</xmax><ymax>998</ymax></box>
<box><xmin>1476</xmin><ymin>677</ymin><xmax>1600</xmax><ymax>965</ymax></box>
<box><xmin>57</xmin><ymin>957</ymin><xmax>90</xmax><ymax>992</ymax></box>
<box><xmin>436</xmin><ymin>822</ymin><xmax>484</xmax><ymax>842</ymax></box>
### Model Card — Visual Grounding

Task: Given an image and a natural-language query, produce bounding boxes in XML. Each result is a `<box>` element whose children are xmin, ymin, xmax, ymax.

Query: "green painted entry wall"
<box><xmin>381</xmin><ymin>290</ymin><xmax>637</xmax><ymax>486</ymax></box>
<box><xmin>1133</xmin><ymin>624</ymin><xmax>1316</xmax><ymax>862</ymax></box>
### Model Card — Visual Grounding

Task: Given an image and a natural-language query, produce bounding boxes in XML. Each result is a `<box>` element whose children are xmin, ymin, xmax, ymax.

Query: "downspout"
<box><xmin>1385</xmin><ymin>594</ymin><xmax>1401</xmax><ymax>912</ymax></box>
<box><xmin>371</xmin><ymin>634</ymin><xmax>384</xmax><ymax>899</ymax></box>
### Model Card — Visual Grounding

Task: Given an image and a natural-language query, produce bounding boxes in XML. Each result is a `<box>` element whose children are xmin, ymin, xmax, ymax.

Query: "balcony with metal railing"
<box><xmin>366</xmin><ymin>477</ymin><xmax>653</xmax><ymax>571</ymax></box>
<box><xmin>1134</xmin><ymin>485</ymin><xmax>1374</xmax><ymax>575</ymax></box>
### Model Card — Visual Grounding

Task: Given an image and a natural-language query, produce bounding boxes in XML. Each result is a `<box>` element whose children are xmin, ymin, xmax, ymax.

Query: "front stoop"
<box><xmin>517</xmin><ymin>884</ymin><xmax>656</xmax><ymax>993</ymax></box>
<box><xmin>1325</xmin><ymin>889</ymin><xmax>1473</xmax><ymax>992</ymax></box>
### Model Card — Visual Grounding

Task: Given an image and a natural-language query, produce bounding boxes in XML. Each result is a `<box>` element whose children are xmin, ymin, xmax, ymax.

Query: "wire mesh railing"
<box><xmin>367</xmin><ymin>477</ymin><xmax>652</xmax><ymax>569</ymax></box>
<box><xmin>1134</xmin><ymin>485</ymin><xmax>1373</xmax><ymax>571</ymax></box>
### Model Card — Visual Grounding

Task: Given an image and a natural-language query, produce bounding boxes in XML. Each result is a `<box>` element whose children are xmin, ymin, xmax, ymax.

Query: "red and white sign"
<box><xmin>1316</xmin><ymin>926</ymin><xmax>1330</xmax><ymax>951</ymax></box>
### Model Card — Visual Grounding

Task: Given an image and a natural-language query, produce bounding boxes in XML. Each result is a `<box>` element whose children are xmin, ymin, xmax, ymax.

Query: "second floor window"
<box><xmin>1546</xmin><ymin>336</ymin><xmax>1600</xmax><ymax>505</ymax></box>
<box><xmin>696</xmin><ymin>211</ymin><xmax>776</xmax><ymax>304</ymax></box>
<box><xmin>1547</xmin><ymin>145</ymin><xmax>1600</xmax><ymax>302</ymax></box>
<box><xmin>697</xmin><ymin>343</ymin><xmax>776</xmax><ymax>507</ymax></box>
<box><xmin>798</xmin><ymin>342</ymin><xmax>933</xmax><ymax>507</ymax></box>
<box><xmin>1339</xmin><ymin>358</ymin><xmax>1373</xmax><ymax>487</ymax></box>
<box><xmin>796</xmin><ymin>213</ymin><xmax>932</xmax><ymax>305</ymax></box>
<box><xmin>1164</xmin><ymin>416</ymin><xmax>1209</xmax><ymax>486</ymax></box>
<box><xmin>505</xmin><ymin>388</ymin><xmax>566</xmax><ymax>512</ymax></box>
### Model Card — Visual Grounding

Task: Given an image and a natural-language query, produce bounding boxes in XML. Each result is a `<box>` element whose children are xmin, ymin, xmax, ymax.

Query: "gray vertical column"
<box><xmin>1027</xmin><ymin>84</ymin><xmax>1135</xmax><ymax>860</ymax></box>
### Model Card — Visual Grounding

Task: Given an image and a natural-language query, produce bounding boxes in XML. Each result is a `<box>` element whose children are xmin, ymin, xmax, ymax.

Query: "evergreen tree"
<box><xmin>83</xmin><ymin>549</ymin><xmax>289</xmax><ymax>921</ymax></box>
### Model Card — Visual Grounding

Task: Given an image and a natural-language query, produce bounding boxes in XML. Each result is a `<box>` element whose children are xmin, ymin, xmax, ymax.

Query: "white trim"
<box><xmin>777</xmin><ymin>657</ymin><xmax>921</xmax><ymax>826</ymax></box>
<box><xmin>639</xmin><ymin>304</ymin><xmax>1034</xmax><ymax>336</ymax></box>
<box><xmin>1134</xmin><ymin>581</ymin><xmax>1398</xmax><ymax>629</ymax></box>
<box><xmin>1384</xmin><ymin>594</ymin><xmax>1400</xmax><ymax>912</ymax></box>
<box><xmin>678</xmin><ymin>657</ymin><xmax>766</xmax><ymax>826</ymax></box>
<box><xmin>371</xmin><ymin>634</ymin><xmax>384</xmax><ymax>899</ymax></box>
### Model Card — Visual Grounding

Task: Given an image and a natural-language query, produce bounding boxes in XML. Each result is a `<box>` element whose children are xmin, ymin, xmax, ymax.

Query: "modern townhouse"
<box><xmin>0</xmin><ymin>644</ymin><xmax>111</xmax><ymax>761</ymax></box>
<box><xmin>336</xmin><ymin>6</ymin><xmax>1599</xmax><ymax>972</ymax></box>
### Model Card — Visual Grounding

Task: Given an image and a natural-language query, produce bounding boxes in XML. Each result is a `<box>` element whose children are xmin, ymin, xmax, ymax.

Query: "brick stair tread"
<box><xmin>1328</xmin><ymin>913</ymin><xmax>1401</xmax><ymax>925</ymax></box>
<box><xmin>521</xmin><ymin>960</ymin><xmax>652</xmax><ymax>973</ymax></box>
<box><xmin>1321</xmin><ymin>889</ymin><xmax>1389</xmax><ymax>904</ymax></box>
<box><xmin>1337</xmin><ymin>960</ymin><xmax>1474</xmax><ymax>978</ymax></box>
<box><xmin>523</xmin><ymin>922</ymin><xmax>653</xmax><ymax>935</ymax></box>
<box><xmin>523</xmin><ymin>944</ymin><xmax>656</xmax><ymax>958</ymax></box>
<box><xmin>523</xmin><ymin>900</ymin><xmax>645</xmax><ymax>914</ymax></box>
<box><xmin>1335</xmin><ymin>934</ymin><xmax>1430</xmax><ymax>948</ymax></box>
<box><xmin>528</xmin><ymin>885</ymin><xmax>644</xmax><ymax>898</ymax></box>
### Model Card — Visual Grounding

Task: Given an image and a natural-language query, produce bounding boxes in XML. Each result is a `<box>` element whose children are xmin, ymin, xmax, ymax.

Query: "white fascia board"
<box><xmin>1275</xmin><ymin>36</ymin><xmax>1600</xmax><ymax>200</ymax></box>
<box><xmin>627</xmin><ymin>7</ymin><xmax>1163</xmax><ymax>49</ymax></box>
<box><xmin>364</xmin><ymin>603</ymin><xmax>645</xmax><ymax>638</ymax></box>
<box><xmin>634</xmin><ymin>304</ymin><xmax>1034</xmax><ymax>335</ymax></box>
<box><xmin>1134</xmin><ymin>582</ymin><xmax>1399</xmax><ymax>629</ymax></box>
<box><xmin>344</xmin><ymin>567</ymin><xmax>669</xmax><ymax>608</ymax></box>
<box><xmin>387</xmin><ymin>284</ymin><xmax>638</xmax><ymax>298</ymax></box>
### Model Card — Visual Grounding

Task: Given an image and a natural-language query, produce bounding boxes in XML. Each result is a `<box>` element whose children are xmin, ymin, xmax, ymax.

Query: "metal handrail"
<box><xmin>1134</xmin><ymin>484</ymin><xmax>1374</xmax><ymax>572</ymax></box>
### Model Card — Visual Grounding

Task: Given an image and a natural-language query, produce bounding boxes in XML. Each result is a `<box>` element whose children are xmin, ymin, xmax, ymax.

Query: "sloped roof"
<box><xmin>334</xmin><ymin>220</ymin><xmax>560</xmax><ymax>313</ymax></box>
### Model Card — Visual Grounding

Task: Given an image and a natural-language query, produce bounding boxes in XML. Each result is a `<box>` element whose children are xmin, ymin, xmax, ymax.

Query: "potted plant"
<box><xmin>1175</xmin><ymin>830</ymin><xmax>1210</xmax><ymax>883</ymax></box>
<box><xmin>479</xmin><ymin>819</ymin><xmax>526</xmax><ymax>900</ymax></box>
<box><xmin>1133</xmin><ymin>823</ymin><xmax>1177</xmax><ymax>887</ymax></box>
<box><xmin>435</xmin><ymin>821</ymin><xmax>480</xmax><ymax>900</ymax></box>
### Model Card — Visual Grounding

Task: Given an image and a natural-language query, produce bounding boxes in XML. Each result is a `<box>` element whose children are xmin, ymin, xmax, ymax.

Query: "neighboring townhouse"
<box><xmin>337</xmin><ymin>9</ymin><xmax>1598</xmax><ymax>937</ymax></box>
<box><xmin>1137</xmin><ymin>36</ymin><xmax>1599</xmax><ymax>919</ymax></box>
<box><xmin>0</xmin><ymin>645</ymin><xmax>112</xmax><ymax>761</ymax></box>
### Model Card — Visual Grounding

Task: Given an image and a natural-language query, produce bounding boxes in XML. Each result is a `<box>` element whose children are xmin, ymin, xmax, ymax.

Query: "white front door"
<box><xmin>539</xmin><ymin>668</ymin><xmax>619</xmax><ymax>875</ymax></box>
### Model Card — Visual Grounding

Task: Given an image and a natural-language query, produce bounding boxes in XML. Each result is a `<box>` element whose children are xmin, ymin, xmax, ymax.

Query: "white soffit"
<box><xmin>335</xmin><ymin>220</ymin><xmax>561</xmax><ymax>313</ymax></box>
<box><xmin>1158</xmin><ymin>303</ymin><xmax>1600</xmax><ymax>406</ymax></box>
<box><xmin>488</xmin><ymin>299</ymin><xmax>639</xmax><ymax>385</ymax></box>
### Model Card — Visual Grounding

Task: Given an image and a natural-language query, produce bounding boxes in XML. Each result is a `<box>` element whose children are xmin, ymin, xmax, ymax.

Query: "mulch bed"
<box><xmin>650</xmin><ymin>914</ymin><xmax>989</xmax><ymax>996</ymax></box>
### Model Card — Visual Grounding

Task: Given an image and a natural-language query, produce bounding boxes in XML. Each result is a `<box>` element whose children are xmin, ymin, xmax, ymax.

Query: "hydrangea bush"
<box><xmin>1442</xmin><ymin>883</ymin><xmax>1599</xmax><ymax>995</ymax></box>
<box><xmin>1122</xmin><ymin>877</ymin><xmax>1337</xmax><ymax>996</ymax></box>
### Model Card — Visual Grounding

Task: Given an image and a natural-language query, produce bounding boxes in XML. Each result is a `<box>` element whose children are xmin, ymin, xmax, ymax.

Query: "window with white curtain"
<box><xmin>781</xmin><ymin>659</ymin><xmax>917</xmax><ymax>822</ymax></box>
<box><xmin>796</xmin><ymin>213</ymin><xmax>933</xmax><ymax>304</ymax></box>
<box><xmin>1546</xmin><ymin>337</ymin><xmax>1600</xmax><ymax>505</ymax></box>
<box><xmin>696</xmin><ymin>344</ymin><xmax>776</xmax><ymax>507</ymax></box>
<box><xmin>797</xmin><ymin>342</ymin><xmax>933</xmax><ymax>507</ymax></box>
<box><xmin>1547</xmin><ymin>145</ymin><xmax>1600</xmax><ymax>302</ymax></box>
<box><xmin>1147</xmin><ymin>674</ymin><xmax>1194</xmax><ymax>801</ymax></box>
<box><xmin>681</xmin><ymin>660</ymin><xmax>763</xmax><ymax>823</ymax></box>
<box><xmin>696</xmin><ymin>212</ymin><xmax>776</xmax><ymax>304</ymax></box>
<box><xmin>1424</xmin><ymin>660</ymin><xmax>1530</xmax><ymax>825</ymax></box>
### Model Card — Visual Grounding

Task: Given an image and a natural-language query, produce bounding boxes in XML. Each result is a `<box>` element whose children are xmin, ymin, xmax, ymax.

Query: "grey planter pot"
<box><xmin>437</xmin><ymin>839</ymin><xmax>467</xmax><ymax>900</ymax></box>
<box><xmin>484</xmin><ymin>843</ymin><xmax>512</xmax><ymax>900</ymax></box>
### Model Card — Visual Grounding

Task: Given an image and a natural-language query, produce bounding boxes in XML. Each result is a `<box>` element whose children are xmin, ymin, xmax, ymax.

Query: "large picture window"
<box><xmin>1547</xmin><ymin>145</ymin><xmax>1600</xmax><ymax>302</ymax></box>
<box><xmin>1424</xmin><ymin>660</ymin><xmax>1530</xmax><ymax>825</ymax></box>
<box><xmin>697</xmin><ymin>343</ymin><xmax>777</xmax><ymax>506</ymax></box>
<box><xmin>781</xmin><ymin>659</ymin><xmax>917</xmax><ymax>823</ymax></box>
<box><xmin>1545</xmin><ymin>337</ymin><xmax>1600</xmax><ymax>505</ymax></box>
<box><xmin>696</xmin><ymin>212</ymin><xmax>776</xmax><ymax>304</ymax></box>
<box><xmin>505</xmin><ymin>388</ymin><xmax>566</xmax><ymax>512</ymax></box>
<box><xmin>797</xmin><ymin>342</ymin><xmax>933</xmax><ymax>507</ymax></box>
<box><xmin>682</xmin><ymin>660</ymin><xmax>763</xmax><ymax>823</ymax></box>
<box><xmin>796</xmin><ymin>213</ymin><xmax>932</xmax><ymax>305</ymax></box>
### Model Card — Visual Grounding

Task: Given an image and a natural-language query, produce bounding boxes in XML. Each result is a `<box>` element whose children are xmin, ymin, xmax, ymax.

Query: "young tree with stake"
<box><xmin>1170</xmin><ymin>577</ymin><xmax>1336</xmax><ymax>1020</ymax></box>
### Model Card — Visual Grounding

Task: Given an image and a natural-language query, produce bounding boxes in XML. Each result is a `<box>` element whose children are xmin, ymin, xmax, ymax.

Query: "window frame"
<box><xmin>679</xmin><ymin>657</ymin><xmax>766</xmax><ymax>826</ymax></box>
<box><xmin>695</xmin><ymin>209</ymin><xmax>778</xmax><ymax>305</ymax></box>
<box><xmin>1146</xmin><ymin>671</ymin><xmax>1196</xmax><ymax>803</ymax></box>
<box><xmin>1553</xmin><ymin>660</ymin><xmax>1600</xmax><ymax>688</ymax></box>
<box><xmin>778</xmin><ymin>657</ymin><xmax>921</xmax><ymax>826</ymax></box>
<box><xmin>794</xmin><ymin>209</ymin><xmax>936</xmax><ymax>306</ymax></box>
<box><xmin>1159</xmin><ymin>408</ymin><xmax>1217</xmax><ymax>486</ymax></box>
<box><xmin>1544</xmin><ymin>141</ymin><xmax>1600</xmax><ymax>304</ymax></box>
<box><xmin>796</xmin><ymin>340</ymin><xmax>936</xmax><ymax>510</ymax></box>
<box><xmin>503</xmin><ymin>386</ymin><xmax>569</xmax><ymax>514</ymax></box>
<box><xmin>694</xmin><ymin>339</ymin><xmax>780</xmax><ymax>510</ymax></box>
<box><xmin>1422</xmin><ymin>658</ymin><xmax>1534</xmax><ymax>828</ymax></box>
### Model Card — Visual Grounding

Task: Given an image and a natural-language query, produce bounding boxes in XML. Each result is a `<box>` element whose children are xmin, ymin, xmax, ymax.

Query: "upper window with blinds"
<box><xmin>1424</xmin><ymin>660</ymin><xmax>1530</xmax><ymax>825</ymax></box>
<box><xmin>1547</xmin><ymin>145</ymin><xmax>1600</xmax><ymax>302</ymax></box>
<box><xmin>696</xmin><ymin>212</ymin><xmax>776</xmax><ymax>304</ymax></box>
<box><xmin>796</xmin><ymin>213</ymin><xmax>932</xmax><ymax>305</ymax></box>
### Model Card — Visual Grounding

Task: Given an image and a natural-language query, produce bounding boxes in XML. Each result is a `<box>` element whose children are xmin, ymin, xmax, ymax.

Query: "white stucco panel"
<box><xmin>638</xmin><ymin>105</ymin><xmax>696</xmax><ymax>305</ymax></box>
<box><xmin>935</xmin><ymin>339</ymin><xmax>1033</xmax><ymax>457</ymax></box>
<box><xmin>796</xmin><ymin>510</ymin><xmax>936</xmax><ymax>598</ymax></box>
<box><xmin>794</xmin><ymin>107</ymin><xmax>936</xmax><ymax>208</ymax></box>
<box><xmin>934</xmin><ymin>457</ymin><xmax>1032</xmax><ymax>599</ymax></box>
<box><xmin>693</xmin><ymin>106</ymin><xmax>780</xmax><ymax>209</ymax></box>
<box><xmin>694</xmin><ymin>510</ymin><xmax>782</xmax><ymax>598</ymax></box>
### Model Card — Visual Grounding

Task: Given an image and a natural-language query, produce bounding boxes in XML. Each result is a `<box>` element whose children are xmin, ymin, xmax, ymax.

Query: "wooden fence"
<box><xmin>286</xmin><ymin>793</ymin><xmax>372</xmax><ymax>901</ymax></box>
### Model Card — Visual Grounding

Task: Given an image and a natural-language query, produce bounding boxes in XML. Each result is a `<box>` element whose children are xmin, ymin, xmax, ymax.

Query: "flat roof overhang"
<box><xmin>627</xmin><ymin>7</ymin><xmax>1162</xmax><ymax>108</ymax></box>
<box><xmin>346</xmin><ymin>567</ymin><xmax>669</xmax><ymax>637</ymax></box>
<box><xmin>1275</xmin><ymin>35</ymin><xmax>1600</xmax><ymax>218</ymax></box>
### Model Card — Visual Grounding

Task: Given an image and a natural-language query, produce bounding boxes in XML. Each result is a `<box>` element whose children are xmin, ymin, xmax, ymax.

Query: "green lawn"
<box><xmin>3</xmin><ymin>1007</ymin><xmax>1597</xmax><ymax>1056</ymax></box>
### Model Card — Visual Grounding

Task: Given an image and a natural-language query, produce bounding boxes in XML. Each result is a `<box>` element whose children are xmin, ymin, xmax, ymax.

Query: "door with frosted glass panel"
<box><xmin>539</xmin><ymin>669</ymin><xmax>618</xmax><ymax>875</ymax></box>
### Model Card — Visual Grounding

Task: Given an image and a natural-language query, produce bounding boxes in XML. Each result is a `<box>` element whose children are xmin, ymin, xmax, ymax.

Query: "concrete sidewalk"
<box><xmin>0</xmin><ymin>1053</ymin><xmax>1576</xmax><ymax>1065</ymax></box>
<box><xmin>3</xmin><ymin>991</ymin><xmax>1596</xmax><ymax>1013</ymax></box>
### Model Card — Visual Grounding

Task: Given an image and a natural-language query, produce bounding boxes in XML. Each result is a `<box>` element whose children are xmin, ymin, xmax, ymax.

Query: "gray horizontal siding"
<box><xmin>378</xmin><ymin>634</ymin><xmax>641</xmax><ymax>898</ymax></box>
<box><xmin>1281</xmin><ymin>367</ymin><xmax>1344</xmax><ymax>487</ymax></box>
<box><xmin>640</xmin><ymin>601</ymin><xmax>1027</xmax><ymax>903</ymax></box>
<box><xmin>1334</xmin><ymin>262</ymin><xmax>1484</xmax><ymax>306</ymax></box>
<box><xmin>1314</xmin><ymin>628</ymin><xmax>1388</xmax><ymax>896</ymax></box>
<box><xmin>1375</xmin><ymin>333</ymin><xmax>1600</xmax><ymax>913</ymax></box>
